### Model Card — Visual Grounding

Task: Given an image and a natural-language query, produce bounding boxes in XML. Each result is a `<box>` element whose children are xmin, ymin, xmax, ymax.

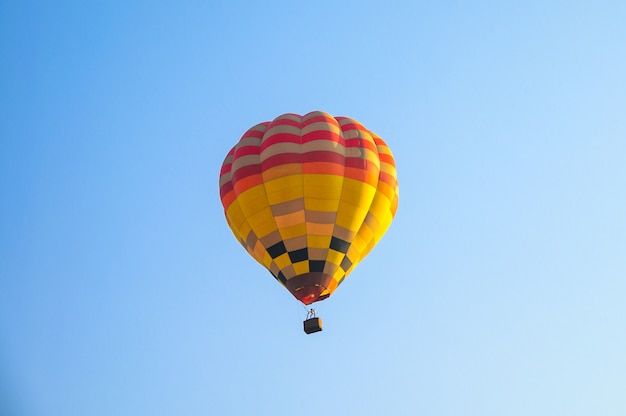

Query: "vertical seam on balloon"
<box><xmin>339</xmin><ymin>122</ymin><xmax>381</xmax><ymax>281</ymax></box>
<box><xmin>330</xmin><ymin>116</ymin><xmax>349</xmax><ymax>285</ymax></box>
<box><xmin>259</xmin><ymin>115</ymin><xmax>296</xmax><ymax>280</ymax></box>
<box><xmin>298</xmin><ymin>113</ymin><xmax>308</xmax><ymax>279</ymax></box>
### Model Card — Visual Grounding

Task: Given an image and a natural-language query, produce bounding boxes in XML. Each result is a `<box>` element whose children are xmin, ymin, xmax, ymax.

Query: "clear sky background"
<box><xmin>1</xmin><ymin>1</ymin><xmax>625</xmax><ymax>415</ymax></box>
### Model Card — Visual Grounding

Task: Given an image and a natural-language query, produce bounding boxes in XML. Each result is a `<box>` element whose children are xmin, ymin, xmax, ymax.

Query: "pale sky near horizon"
<box><xmin>1</xmin><ymin>1</ymin><xmax>626</xmax><ymax>415</ymax></box>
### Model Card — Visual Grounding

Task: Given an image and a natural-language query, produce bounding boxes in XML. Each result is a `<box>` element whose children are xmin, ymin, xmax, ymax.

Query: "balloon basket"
<box><xmin>303</xmin><ymin>308</ymin><xmax>322</xmax><ymax>334</ymax></box>
<box><xmin>304</xmin><ymin>317</ymin><xmax>322</xmax><ymax>334</ymax></box>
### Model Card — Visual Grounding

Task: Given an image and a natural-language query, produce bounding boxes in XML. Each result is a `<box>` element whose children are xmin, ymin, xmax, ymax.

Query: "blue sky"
<box><xmin>1</xmin><ymin>1</ymin><xmax>626</xmax><ymax>415</ymax></box>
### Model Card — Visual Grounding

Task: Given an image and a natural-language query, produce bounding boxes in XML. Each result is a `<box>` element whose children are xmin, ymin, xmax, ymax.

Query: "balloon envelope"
<box><xmin>219</xmin><ymin>111</ymin><xmax>399</xmax><ymax>304</ymax></box>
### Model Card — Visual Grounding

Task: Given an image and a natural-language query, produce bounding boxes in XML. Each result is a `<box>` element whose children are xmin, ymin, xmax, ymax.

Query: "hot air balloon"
<box><xmin>218</xmin><ymin>111</ymin><xmax>399</xmax><ymax>333</ymax></box>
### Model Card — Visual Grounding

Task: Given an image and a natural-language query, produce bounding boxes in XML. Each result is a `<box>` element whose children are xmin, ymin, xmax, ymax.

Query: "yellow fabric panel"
<box><xmin>335</xmin><ymin>200</ymin><xmax>369</xmax><ymax>232</ymax></box>
<box><xmin>264</xmin><ymin>176</ymin><xmax>304</xmax><ymax>205</ymax></box>
<box><xmin>307</xmin><ymin>234</ymin><xmax>331</xmax><ymax>249</ymax></box>
<box><xmin>303</xmin><ymin>197</ymin><xmax>340</xmax><ymax>212</ymax></box>
<box><xmin>261</xmin><ymin>251</ymin><xmax>273</xmax><ymax>268</ymax></box>
<box><xmin>346</xmin><ymin>244</ymin><xmax>363</xmax><ymax>262</ymax></box>
<box><xmin>274</xmin><ymin>210</ymin><xmax>305</xmax><ymax>228</ymax></box>
<box><xmin>236</xmin><ymin>185</ymin><xmax>269</xmax><ymax>217</ymax></box>
<box><xmin>303</xmin><ymin>174</ymin><xmax>343</xmax><ymax>199</ymax></box>
<box><xmin>390</xmin><ymin>193</ymin><xmax>399</xmax><ymax>216</ymax></box>
<box><xmin>353</xmin><ymin>222</ymin><xmax>378</xmax><ymax>261</ymax></box>
<box><xmin>379</xmin><ymin>162</ymin><xmax>397</xmax><ymax>177</ymax></box>
<box><xmin>237</xmin><ymin>221</ymin><xmax>252</xmax><ymax>244</ymax></box>
<box><xmin>330</xmin><ymin>267</ymin><xmax>345</xmax><ymax>281</ymax></box>
<box><xmin>340</xmin><ymin>177</ymin><xmax>376</xmax><ymax>208</ymax></box>
<box><xmin>368</xmin><ymin>195</ymin><xmax>393</xmax><ymax>225</ymax></box>
<box><xmin>375</xmin><ymin>212</ymin><xmax>394</xmax><ymax>240</ymax></box>
<box><xmin>277</xmin><ymin>222</ymin><xmax>306</xmax><ymax>240</ymax></box>
<box><xmin>225</xmin><ymin>199</ymin><xmax>247</xmax><ymax>231</ymax></box>
<box><xmin>357</xmin><ymin>224</ymin><xmax>375</xmax><ymax>243</ymax></box>
<box><xmin>292</xmin><ymin>261</ymin><xmax>309</xmax><ymax>275</ymax></box>
<box><xmin>360</xmin><ymin>239</ymin><xmax>378</xmax><ymax>260</ymax></box>
<box><xmin>326</xmin><ymin>250</ymin><xmax>345</xmax><ymax>266</ymax></box>
<box><xmin>274</xmin><ymin>253</ymin><xmax>292</xmax><ymax>270</ymax></box>
<box><xmin>247</xmin><ymin>208</ymin><xmax>278</xmax><ymax>238</ymax></box>
<box><xmin>375</xmin><ymin>142</ymin><xmax>394</xmax><ymax>156</ymax></box>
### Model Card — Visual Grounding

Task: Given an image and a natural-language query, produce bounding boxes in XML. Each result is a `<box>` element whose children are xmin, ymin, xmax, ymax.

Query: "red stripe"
<box><xmin>261</xmin><ymin>133</ymin><xmax>301</xmax><ymax>150</ymax></box>
<box><xmin>302</xmin><ymin>114</ymin><xmax>336</xmax><ymax>126</ymax></box>
<box><xmin>339</xmin><ymin>121</ymin><xmax>366</xmax><ymax>132</ymax></box>
<box><xmin>241</xmin><ymin>127</ymin><xmax>266</xmax><ymax>139</ymax></box>
<box><xmin>232</xmin><ymin>163</ymin><xmax>262</xmax><ymax>183</ymax></box>
<box><xmin>220</xmin><ymin>162</ymin><xmax>232</xmax><ymax>176</ymax></box>
<box><xmin>261</xmin><ymin>153</ymin><xmax>301</xmax><ymax>170</ymax></box>
<box><xmin>219</xmin><ymin>181</ymin><xmax>233</xmax><ymax>199</ymax></box>
<box><xmin>269</xmin><ymin>117</ymin><xmax>300</xmax><ymax>128</ymax></box>
<box><xmin>345</xmin><ymin>137</ymin><xmax>378</xmax><ymax>153</ymax></box>
<box><xmin>345</xmin><ymin>157</ymin><xmax>378</xmax><ymax>171</ymax></box>
<box><xmin>234</xmin><ymin>145</ymin><xmax>261</xmax><ymax>157</ymax></box>
<box><xmin>302</xmin><ymin>151</ymin><xmax>344</xmax><ymax>164</ymax></box>
<box><xmin>302</xmin><ymin>130</ymin><xmax>344</xmax><ymax>145</ymax></box>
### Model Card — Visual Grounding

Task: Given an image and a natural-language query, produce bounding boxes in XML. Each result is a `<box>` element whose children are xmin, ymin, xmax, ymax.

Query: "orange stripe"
<box><xmin>261</xmin><ymin>163</ymin><xmax>302</xmax><ymax>181</ymax></box>
<box><xmin>221</xmin><ymin>190</ymin><xmax>236</xmax><ymax>210</ymax></box>
<box><xmin>302</xmin><ymin>162</ymin><xmax>344</xmax><ymax>175</ymax></box>
<box><xmin>344</xmin><ymin>166</ymin><xmax>379</xmax><ymax>186</ymax></box>
<box><xmin>233</xmin><ymin>174</ymin><xmax>264</xmax><ymax>194</ymax></box>
<box><xmin>376</xmin><ymin>181</ymin><xmax>397</xmax><ymax>200</ymax></box>
<box><xmin>379</xmin><ymin>153</ymin><xmax>396</xmax><ymax>166</ymax></box>
<box><xmin>379</xmin><ymin>171</ymin><xmax>397</xmax><ymax>188</ymax></box>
